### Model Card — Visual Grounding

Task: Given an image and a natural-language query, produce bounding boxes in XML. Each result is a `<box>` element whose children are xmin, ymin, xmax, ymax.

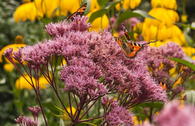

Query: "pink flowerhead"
<box><xmin>105</xmin><ymin>103</ymin><xmax>133</xmax><ymax>126</ymax></box>
<box><xmin>28</xmin><ymin>106</ymin><xmax>41</xmax><ymax>118</ymax></box>
<box><xmin>155</xmin><ymin>101</ymin><xmax>195</xmax><ymax>126</ymax></box>
<box><xmin>45</xmin><ymin>16</ymin><xmax>90</xmax><ymax>37</ymax></box>
<box><xmin>15</xmin><ymin>116</ymin><xmax>37</xmax><ymax>126</ymax></box>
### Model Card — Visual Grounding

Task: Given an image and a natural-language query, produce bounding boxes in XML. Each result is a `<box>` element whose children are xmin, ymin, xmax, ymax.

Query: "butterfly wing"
<box><xmin>121</xmin><ymin>24</ymin><xmax>131</xmax><ymax>40</ymax></box>
<box><xmin>126</xmin><ymin>42</ymin><xmax>142</xmax><ymax>58</ymax></box>
<box><xmin>115</xmin><ymin>37</ymin><xmax>132</xmax><ymax>56</ymax></box>
<box><xmin>67</xmin><ymin>3</ymin><xmax>87</xmax><ymax>21</ymax></box>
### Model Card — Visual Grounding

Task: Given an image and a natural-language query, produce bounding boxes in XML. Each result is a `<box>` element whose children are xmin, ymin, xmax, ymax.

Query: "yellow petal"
<box><xmin>0</xmin><ymin>44</ymin><xmax>26</xmax><ymax>63</ymax></box>
<box><xmin>13</xmin><ymin>2</ymin><xmax>37</xmax><ymax>22</ymax></box>
<box><xmin>87</xmin><ymin>10</ymin><xmax>109</xmax><ymax>31</ymax></box>
<box><xmin>3</xmin><ymin>63</ymin><xmax>14</xmax><ymax>72</ymax></box>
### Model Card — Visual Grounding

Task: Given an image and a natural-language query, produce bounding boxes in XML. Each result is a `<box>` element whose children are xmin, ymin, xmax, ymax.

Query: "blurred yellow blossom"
<box><xmin>145</xmin><ymin>8</ymin><xmax>179</xmax><ymax>26</ymax></box>
<box><xmin>182</xmin><ymin>47</ymin><xmax>195</xmax><ymax>60</ymax></box>
<box><xmin>123</xmin><ymin>0</ymin><xmax>141</xmax><ymax>9</ymax></box>
<box><xmin>15</xmin><ymin>35</ymin><xmax>24</xmax><ymax>43</ymax></box>
<box><xmin>89</xmin><ymin>0</ymin><xmax>100</xmax><ymax>10</ymax></box>
<box><xmin>13</xmin><ymin>2</ymin><xmax>37</xmax><ymax>22</ymax></box>
<box><xmin>132</xmin><ymin>116</ymin><xmax>142</xmax><ymax>125</ymax></box>
<box><xmin>3</xmin><ymin>63</ymin><xmax>15</xmax><ymax>72</ymax></box>
<box><xmin>181</xmin><ymin>14</ymin><xmax>188</xmax><ymax>23</ymax></box>
<box><xmin>14</xmin><ymin>0</ymin><xmax>82</xmax><ymax>22</ymax></box>
<box><xmin>63</xmin><ymin>107</ymin><xmax>76</xmax><ymax>120</ymax></box>
<box><xmin>151</xmin><ymin>0</ymin><xmax>177</xmax><ymax>10</ymax></box>
<box><xmin>34</xmin><ymin>0</ymin><xmax>60</xmax><ymax>18</ymax></box>
<box><xmin>59</xmin><ymin>0</ymin><xmax>80</xmax><ymax>15</ymax></box>
<box><xmin>141</xmin><ymin>0</ymin><xmax>186</xmax><ymax>46</ymax></box>
<box><xmin>15</xmin><ymin>74</ymin><xmax>49</xmax><ymax>89</ymax></box>
<box><xmin>116</xmin><ymin>0</ymin><xmax>142</xmax><ymax>10</ymax></box>
<box><xmin>87</xmin><ymin>10</ymin><xmax>109</xmax><ymax>31</ymax></box>
<box><xmin>0</xmin><ymin>44</ymin><xmax>26</xmax><ymax>63</ymax></box>
<box><xmin>113</xmin><ymin>32</ymin><xmax>119</xmax><ymax>37</ymax></box>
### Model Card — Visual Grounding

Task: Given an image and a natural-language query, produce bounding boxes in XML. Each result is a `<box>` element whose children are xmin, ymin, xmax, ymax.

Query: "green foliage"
<box><xmin>117</xmin><ymin>10</ymin><xmax>155</xmax><ymax>24</ymax></box>
<box><xmin>88</xmin><ymin>9</ymin><xmax>108</xmax><ymax>23</ymax></box>
<box><xmin>170</xmin><ymin>57</ymin><xmax>195</xmax><ymax>71</ymax></box>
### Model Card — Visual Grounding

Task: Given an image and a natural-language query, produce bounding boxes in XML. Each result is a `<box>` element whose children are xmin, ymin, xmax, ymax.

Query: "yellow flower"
<box><xmin>182</xmin><ymin>47</ymin><xmax>195</xmax><ymax>60</ymax></box>
<box><xmin>59</xmin><ymin>0</ymin><xmax>80</xmax><ymax>15</ymax></box>
<box><xmin>151</xmin><ymin>0</ymin><xmax>177</xmax><ymax>10</ymax></box>
<box><xmin>116</xmin><ymin>0</ymin><xmax>141</xmax><ymax>10</ymax></box>
<box><xmin>37</xmin><ymin>0</ymin><xmax>61</xmax><ymax>18</ymax></box>
<box><xmin>123</xmin><ymin>0</ymin><xmax>142</xmax><ymax>9</ymax></box>
<box><xmin>63</xmin><ymin>107</ymin><xmax>76</xmax><ymax>120</ymax></box>
<box><xmin>3</xmin><ymin>63</ymin><xmax>14</xmax><ymax>72</ymax></box>
<box><xmin>132</xmin><ymin>116</ymin><xmax>141</xmax><ymax>125</ymax></box>
<box><xmin>145</xmin><ymin>8</ymin><xmax>179</xmax><ymax>26</ymax></box>
<box><xmin>181</xmin><ymin>14</ymin><xmax>188</xmax><ymax>23</ymax></box>
<box><xmin>89</xmin><ymin>0</ymin><xmax>100</xmax><ymax>10</ymax></box>
<box><xmin>33</xmin><ymin>0</ymin><xmax>62</xmax><ymax>18</ymax></box>
<box><xmin>142</xmin><ymin>20</ymin><xmax>186</xmax><ymax>45</ymax></box>
<box><xmin>0</xmin><ymin>44</ymin><xmax>26</xmax><ymax>63</ymax></box>
<box><xmin>87</xmin><ymin>10</ymin><xmax>109</xmax><ymax>31</ymax></box>
<box><xmin>13</xmin><ymin>2</ymin><xmax>37</xmax><ymax>22</ymax></box>
<box><xmin>113</xmin><ymin>32</ymin><xmax>119</xmax><ymax>37</ymax></box>
<box><xmin>14</xmin><ymin>0</ymin><xmax>82</xmax><ymax>22</ymax></box>
<box><xmin>142</xmin><ymin>23</ymin><xmax>158</xmax><ymax>41</ymax></box>
<box><xmin>15</xmin><ymin>74</ymin><xmax>49</xmax><ymax>89</ymax></box>
<box><xmin>15</xmin><ymin>35</ymin><xmax>24</xmax><ymax>43</ymax></box>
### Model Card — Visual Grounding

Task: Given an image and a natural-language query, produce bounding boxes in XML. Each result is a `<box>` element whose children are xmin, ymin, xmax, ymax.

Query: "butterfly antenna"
<box><xmin>144</xmin><ymin>40</ymin><xmax>158</xmax><ymax>45</ymax></box>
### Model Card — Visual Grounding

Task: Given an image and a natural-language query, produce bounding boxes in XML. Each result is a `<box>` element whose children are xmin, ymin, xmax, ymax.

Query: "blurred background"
<box><xmin>0</xmin><ymin>0</ymin><xmax>195</xmax><ymax>125</ymax></box>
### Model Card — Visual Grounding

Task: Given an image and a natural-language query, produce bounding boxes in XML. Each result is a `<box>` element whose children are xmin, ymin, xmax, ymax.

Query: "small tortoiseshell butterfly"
<box><xmin>67</xmin><ymin>3</ymin><xmax>87</xmax><ymax>21</ymax></box>
<box><xmin>116</xmin><ymin>25</ymin><xmax>157</xmax><ymax>58</ymax></box>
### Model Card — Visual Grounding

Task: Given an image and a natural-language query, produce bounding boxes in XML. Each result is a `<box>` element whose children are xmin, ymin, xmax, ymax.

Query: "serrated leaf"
<box><xmin>88</xmin><ymin>9</ymin><xmax>108</xmax><ymax>23</ymax></box>
<box><xmin>170</xmin><ymin>57</ymin><xmax>195</xmax><ymax>71</ymax></box>
<box><xmin>133</xmin><ymin>10</ymin><xmax>156</xmax><ymax>19</ymax></box>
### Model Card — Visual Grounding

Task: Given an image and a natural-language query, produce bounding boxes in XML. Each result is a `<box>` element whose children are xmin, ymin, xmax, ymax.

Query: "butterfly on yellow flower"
<box><xmin>67</xmin><ymin>3</ymin><xmax>87</xmax><ymax>21</ymax></box>
<box><xmin>115</xmin><ymin>24</ymin><xmax>157</xmax><ymax>58</ymax></box>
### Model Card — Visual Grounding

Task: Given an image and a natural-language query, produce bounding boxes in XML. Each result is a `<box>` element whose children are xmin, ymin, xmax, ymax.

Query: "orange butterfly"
<box><xmin>67</xmin><ymin>3</ymin><xmax>87</xmax><ymax>21</ymax></box>
<box><xmin>160</xmin><ymin>82</ymin><xmax>167</xmax><ymax>90</ymax></box>
<box><xmin>116</xmin><ymin>25</ymin><xmax>157</xmax><ymax>58</ymax></box>
<box><xmin>116</xmin><ymin>38</ymin><xmax>156</xmax><ymax>58</ymax></box>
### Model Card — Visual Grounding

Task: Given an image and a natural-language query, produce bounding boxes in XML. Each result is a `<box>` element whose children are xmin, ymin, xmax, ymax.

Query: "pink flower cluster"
<box><xmin>105</xmin><ymin>101</ymin><xmax>133</xmax><ymax>126</ymax></box>
<box><xmin>15</xmin><ymin>106</ymin><xmax>41</xmax><ymax>126</ymax></box>
<box><xmin>4</xmin><ymin>16</ymin><xmax>174</xmax><ymax>103</ymax></box>
<box><xmin>140</xmin><ymin>101</ymin><xmax>195</xmax><ymax>126</ymax></box>
<box><xmin>15</xmin><ymin>116</ymin><xmax>37</xmax><ymax>126</ymax></box>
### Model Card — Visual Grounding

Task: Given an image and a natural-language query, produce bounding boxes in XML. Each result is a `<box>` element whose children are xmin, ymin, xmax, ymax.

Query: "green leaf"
<box><xmin>133</xmin><ymin>10</ymin><xmax>156</xmax><ymax>19</ymax></box>
<box><xmin>136</xmin><ymin>102</ymin><xmax>164</xmax><ymax>108</ymax></box>
<box><xmin>88</xmin><ymin>9</ymin><xmax>108</xmax><ymax>23</ymax></box>
<box><xmin>170</xmin><ymin>57</ymin><xmax>195</xmax><ymax>71</ymax></box>
<box><xmin>117</xmin><ymin>11</ymin><xmax>141</xmax><ymax>24</ymax></box>
<box><xmin>81</xmin><ymin>121</ymin><xmax>98</xmax><ymax>126</ymax></box>
<box><xmin>106</xmin><ymin>0</ymin><xmax>121</xmax><ymax>10</ymax></box>
<box><xmin>117</xmin><ymin>10</ymin><xmax>156</xmax><ymax>24</ymax></box>
<box><xmin>97</xmin><ymin>0</ymin><xmax>109</xmax><ymax>7</ymax></box>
